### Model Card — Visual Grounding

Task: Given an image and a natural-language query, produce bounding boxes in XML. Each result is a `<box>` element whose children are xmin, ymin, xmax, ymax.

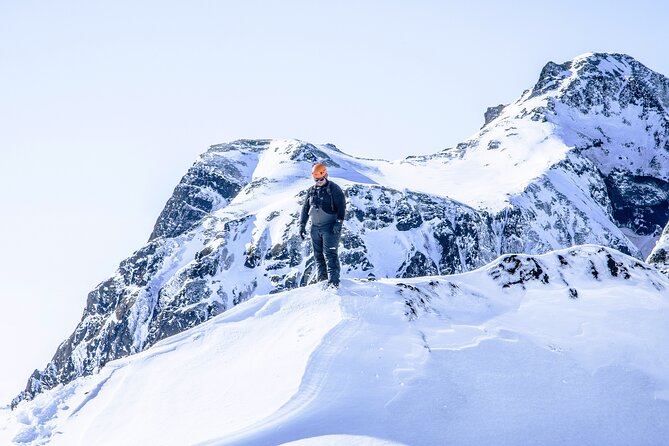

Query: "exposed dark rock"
<box><xmin>589</xmin><ymin>261</ymin><xmax>600</xmax><ymax>280</ymax></box>
<box><xmin>396</xmin><ymin>283</ymin><xmax>433</xmax><ymax>320</ymax></box>
<box><xmin>149</xmin><ymin>162</ymin><xmax>244</xmax><ymax>241</ymax></box>
<box><xmin>606</xmin><ymin>253</ymin><xmax>631</xmax><ymax>279</ymax></box>
<box><xmin>489</xmin><ymin>255</ymin><xmax>550</xmax><ymax>288</ymax></box>
<box><xmin>647</xmin><ymin>221</ymin><xmax>669</xmax><ymax>271</ymax></box>
<box><xmin>604</xmin><ymin>170</ymin><xmax>669</xmax><ymax>236</ymax></box>
<box><xmin>399</xmin><ymin>251</ymin><xmax>439</xmax><ymax>278</ymax></box>
<box><xmin>530</xmin><ymin>60</ymin><xmax>573</xmax><ymax>98</ymax></box>
<box><xmin>483</xmin><ymin>104</ymin><xmax>506</xmax><ymax>127</ymax></box>
<box><xmin>649</xmin><ymin>247</ymin><xmax>668</xmax><ymax>265</ymax></box>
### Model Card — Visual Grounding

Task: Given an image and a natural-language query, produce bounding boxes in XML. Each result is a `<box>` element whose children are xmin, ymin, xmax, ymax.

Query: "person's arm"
<box><xmin>300</xmin><ymin>189</ymin><xmax>311</xmax><ymax>228</ymax></box>
<box><xmin>333</xmin><ymin>184</ymin><xmax>346</xmax><ymax>221</ymax></box>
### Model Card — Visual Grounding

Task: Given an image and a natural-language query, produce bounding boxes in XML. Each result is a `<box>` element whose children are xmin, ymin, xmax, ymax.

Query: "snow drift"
<box><xmin>3</xmin><ymin>246</ymin><xmax>669</xmax><ymax>446</ymax></box>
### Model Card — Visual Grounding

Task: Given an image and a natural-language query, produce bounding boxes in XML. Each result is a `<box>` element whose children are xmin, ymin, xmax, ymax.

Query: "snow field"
<box><xmin>4</xmin><ymin>246</ymin><xmax>669</xmax><ymax>446</ymax></box>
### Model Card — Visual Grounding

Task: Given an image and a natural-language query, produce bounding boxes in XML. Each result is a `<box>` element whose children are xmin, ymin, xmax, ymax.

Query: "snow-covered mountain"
<box><xmin>3</xmin><ymin>246</ymin><xmax>669</xmax><ymax>445</ymax></box>
<box><xmin>10</xmin><ymin>52</ymin><xmax>669</xmax><ymax>417</ymax></box>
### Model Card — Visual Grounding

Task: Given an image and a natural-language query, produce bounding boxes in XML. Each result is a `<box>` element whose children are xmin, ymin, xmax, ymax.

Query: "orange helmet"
<box><xmin>311</xmin><ymin>163</ymin><xmax>327</xmax><ymax>180</ymax></box>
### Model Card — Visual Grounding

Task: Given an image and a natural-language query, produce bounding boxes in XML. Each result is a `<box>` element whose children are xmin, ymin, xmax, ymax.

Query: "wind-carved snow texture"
<box><xmin>11</xmin><ymin>52</ymin><xmax>669</xmax><ymax>408</ymax></box>
<box><xmin>3</xmin><ymin>246</ymin><xmax>669</xmax><ymax>446</ymax></box>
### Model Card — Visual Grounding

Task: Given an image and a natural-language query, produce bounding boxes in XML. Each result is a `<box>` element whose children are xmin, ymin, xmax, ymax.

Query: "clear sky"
<box><xmin>1</xmin><ymin>0</ymin><xmax>668</xmax><ymax>405</ymax></box>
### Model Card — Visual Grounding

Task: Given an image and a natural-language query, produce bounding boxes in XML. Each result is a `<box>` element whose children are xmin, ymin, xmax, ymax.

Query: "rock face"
<box><xmin>12</xmin><ymin>52</ymin><xmax>669</xmax><ymax>408</ymax></box>
<box><xmin>648</xmin><ymin>222</ymin><xmax>669</xmax><ymax>273</ymax></box>
<box><xmin>483</xmin><ymin>104</ymin><xmax>506</xmax><ymax>127</ymax></box>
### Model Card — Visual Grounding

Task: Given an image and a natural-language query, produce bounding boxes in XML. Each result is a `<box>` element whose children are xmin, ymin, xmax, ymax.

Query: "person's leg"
<box><xmin>310</xmin><ymin>226</ymin><xmax>328</xmax><ymax>281</ymax></box>
<box><xmin>323</xmin><ymin>228</ymin><xmax>341</xmax><ymax>286</ymax></box>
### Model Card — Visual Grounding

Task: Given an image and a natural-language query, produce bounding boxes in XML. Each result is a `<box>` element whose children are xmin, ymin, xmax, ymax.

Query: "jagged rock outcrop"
<box><xmin>648</xmin><ymin>222</ymin><xmax>669</xmax><ymax>273</ymax></box>
<box><xmin>483</xmin><ymin>104</ymin><xmax>506</xmax><ymax>127</ymax></box>
<box><xmin>12</xmin><ymin>52</ymin><xmax>669</xmax><ymax>408</ymax></box>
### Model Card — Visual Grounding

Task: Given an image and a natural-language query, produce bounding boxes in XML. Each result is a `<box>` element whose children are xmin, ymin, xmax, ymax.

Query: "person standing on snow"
<box><xmin>299</xmin><ymin>163</ymin><xmax>346</xmax><ymax>288</ymax></box>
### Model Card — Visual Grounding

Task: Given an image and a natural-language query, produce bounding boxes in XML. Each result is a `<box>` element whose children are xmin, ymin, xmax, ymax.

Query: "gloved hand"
<box><xmin>333</xmin><ymin>220</ymin><xmax>343</xmax><ymax>235</ymax></box>
<box><xmin>299</xmin><ymin>226</ymin><xmax>307</xmax><ymax>240</ymax></box>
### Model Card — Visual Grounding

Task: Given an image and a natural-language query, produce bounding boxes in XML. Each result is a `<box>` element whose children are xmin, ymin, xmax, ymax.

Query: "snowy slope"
<box><xmin>3</xmin><ymin>246</ymin><xmax>669</xmax><ymax>446</ymax></box>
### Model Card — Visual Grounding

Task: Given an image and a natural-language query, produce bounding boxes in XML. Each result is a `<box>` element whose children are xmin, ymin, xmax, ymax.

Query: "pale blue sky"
<box><xmin>1</xmin><ymin>0</ymin><xmax>668</xmax><ymax>404</ymax></box>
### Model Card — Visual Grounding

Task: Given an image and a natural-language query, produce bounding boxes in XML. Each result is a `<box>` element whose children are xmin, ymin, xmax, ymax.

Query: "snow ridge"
<box><xmin>3</xmin><ymin>246</ymin><xmax>669</xmax><ymax>446</ymax></box>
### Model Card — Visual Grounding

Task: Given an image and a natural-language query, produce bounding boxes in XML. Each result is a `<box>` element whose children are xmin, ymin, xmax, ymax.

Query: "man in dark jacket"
<box><xmin>299</xmin><ymin>163</ymin><xmax>346</xmax><ymax>288</ymax></box>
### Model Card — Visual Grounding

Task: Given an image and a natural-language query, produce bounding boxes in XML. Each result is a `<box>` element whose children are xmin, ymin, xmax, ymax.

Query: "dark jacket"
<box><xmin>300</xmin><ymin>180</ymin><xmax>346</xmax><ymax>228</ymax></box>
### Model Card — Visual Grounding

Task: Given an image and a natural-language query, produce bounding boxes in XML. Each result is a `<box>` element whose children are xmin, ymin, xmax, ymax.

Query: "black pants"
<box><xmin>310</xmin><ymin>224</ymin><xmax>341</xmax><ymax>284</ymax></box>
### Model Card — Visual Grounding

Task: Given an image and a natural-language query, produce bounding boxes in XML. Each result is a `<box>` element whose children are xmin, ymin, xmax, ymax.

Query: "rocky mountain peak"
<box><xmin>527</xmin><ymin>52</ymin><xmax>669</xmax><ymax>116</ymax></box>
<box><xmin>537</xmin><ymin>54</ymin><xmax>669</xmax><ymax>247</ymax></box>
<box><xmin>148</xmin><ymin>139</ymin><xmax>340</xmax><ymax>241</ymax></box>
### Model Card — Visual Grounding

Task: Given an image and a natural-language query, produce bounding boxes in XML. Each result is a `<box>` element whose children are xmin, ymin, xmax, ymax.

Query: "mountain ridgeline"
<box><xmin>12</xmin><ymin>52</ymin><xmax>669</xmax><ymax>408</ymax></box>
